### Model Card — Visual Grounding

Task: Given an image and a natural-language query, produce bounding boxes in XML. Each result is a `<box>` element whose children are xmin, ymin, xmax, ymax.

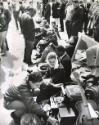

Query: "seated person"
<box><xmin>37</xmin><ymin>52</ymin><xmax>66</xmax><ymax>103</ymax></box>
<box><xmin>56</xmin><ymin>46</ymin><xmax>72</xmax><ymax>82</ymax></box>
<box><xmin>45</xmin><ymin>52</ymin><xmax>66</xmax><ymax>83</ymax></box>
<box><xmin>33</xmin><ymin>43</ymin><xmax>57</xmax><ymax>64</ymax></box>
<box><xmin>4</xmin><ymin>71</ymin><xmax>58</xmax><ymax>125</ymax></box>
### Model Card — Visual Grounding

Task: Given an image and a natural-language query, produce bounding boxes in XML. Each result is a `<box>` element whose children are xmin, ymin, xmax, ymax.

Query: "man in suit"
<box><xmin>21</xmin><ymin>6</ymin><xmax>36</xmax><ymax>66</ymax></box>
<box><xmin>59</xmin><ymin>0</ymin><xmax>67</xmax><ymax>32</ymax></box>
<box><xmin>56</xmin><ymin>46</ymin><xmax>72</xmax><ymax>82</ymax></box>
<box><xmin>0</xmin><ymin>2</ymin><xmax>11</xmax><ymax>56</ymax></box>
<box><xmin>44</xmin><ymin>0</ymin><xmax>52</xmax><ymax>24</ymax></box>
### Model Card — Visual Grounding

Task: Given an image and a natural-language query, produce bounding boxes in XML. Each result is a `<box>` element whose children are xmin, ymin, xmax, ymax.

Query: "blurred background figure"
<box><xmin>36</xmin><ymin>1</ymin><xmax>43</xmax><ymax>17</ymax></box>
<box><xmin>52</xmin><ymin>0</ymin><xmax>60</xmax><ymax>30</ymax></box>
<box><xmin>13</xmin><ymin>1</ymin><xmax>20</xmax><ymax>30</ymax></box>
<box><xmin>21</xmin><ymin>6</ymin><xmax>36</xmax><ymax>66</ymax></box>
<box><xmin>0</xmin><ymin>1</ymin><xmax>11</xmax><ymax>56</ymax></box>
<box><xmin>65</xmin><ymin>0</ymin><xmax>84</xmax><ymax>38</ymax></box>
<box><xmin>59</xmin><ymin>0</ymin><xmax>67</xmax><ymax>32</ymax></box>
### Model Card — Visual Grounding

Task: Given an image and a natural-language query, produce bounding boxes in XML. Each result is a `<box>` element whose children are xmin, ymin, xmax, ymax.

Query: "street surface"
<box><xmin>0</xmin><ymin>16</ymin><xmax>25</xmax><ymax>125</ymax></box>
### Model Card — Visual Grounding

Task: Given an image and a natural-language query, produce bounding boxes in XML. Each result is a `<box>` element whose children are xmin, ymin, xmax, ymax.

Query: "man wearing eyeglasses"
<box><xmin>65</xmin><ymin>0</ymin><xmax>84</xmax><ymax>38</ymax></box>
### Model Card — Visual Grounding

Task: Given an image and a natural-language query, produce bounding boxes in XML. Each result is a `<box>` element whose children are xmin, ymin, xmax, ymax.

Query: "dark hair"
<box><xmin>19</xmin><ymin>1</ymin><xmax>22</xmax><ymax>4</ymax></box>
<box><xmin>56</xmin><ymin>45</ymin><xmax>65</xmax><ymax>53</ymax></box>
<box><xmin>0</xmin><ymin>2</ymin><xmax>3</xmax><ymax>6</ymax></box>
<box><xmin>28</xmin><ymin>72</ymin><xmax>42</xmax><ymax>83</ymax></box>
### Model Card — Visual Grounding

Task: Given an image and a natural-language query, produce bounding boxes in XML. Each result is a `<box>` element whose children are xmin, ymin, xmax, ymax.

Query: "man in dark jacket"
<box><xmin>52</xmin><ymin>0</ymin><xmax>60</xmax><ymax>19</ymax></box>
<box><xmin>37</xmin><ymin>52</ymin><xmax>66</xmax><ymax>103</ymax></box>
<box><xmin>59</xmin><ymin>0</ymin><xmax>66</xmax><ymax>32</ymax></box>
<box><xmin>56</xmin><ymin>46</ymin><xmax>72</xmax><ymax>82</ymax></box>
<box><xmin>0</xmin><ymin>2</ymin><xmax>11</xmax><ymax>55</ymax></box>
<box><xmin>4</xmin><ymin>71</ymin><xmax>58</xmax><ymax>125</ymax></box>
<box><xmin>21</xmin><ymin>7</ymin><xmax>36</xmax><ymax>65</ymax></box>
<box><xmin>42</xmin><ymin>0</ymin><xmax>48</xmax><ymax>16</ymax></box>
<box><xmin>44</xmin><ymin>2</ymin><xmax>51</xmax><ymax>24</ymax></box>
<box><xmin>65</xmin><ymin>0</ymin><xmax>84</xmax><ymax>38</ymax></box>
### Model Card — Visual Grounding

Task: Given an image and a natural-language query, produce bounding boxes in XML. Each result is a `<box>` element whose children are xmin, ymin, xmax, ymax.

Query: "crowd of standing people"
<box><xmin>0</xmin><ymin>0</ymin><xmax>98</xmax><ymax>64</ymax></box>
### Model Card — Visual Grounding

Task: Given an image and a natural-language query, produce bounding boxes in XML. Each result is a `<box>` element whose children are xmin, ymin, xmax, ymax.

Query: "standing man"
<box><xmin>44</xmin><ymin>0</ymin><xmax>52</xmax><ymax>24</ymax></box>
<box><xmin>21</xmin><ymin>6</ymin><xmax>36</xmax><ymax>66</ymax></box>
<box><xmin>65</xmin><ymin>0</ymin><xmax>84</xmax><ymax>38</ymax></box>
<box><xmin>0</xmin><ymin>2</ymin><xmax>11</xmax><ymax>56</ymax></box>
<box><xmin>59</xmin><ymin>0</ymin><xmax>67</xmax><ymax>32</ymax></box>
<box><xmin>13</xmin><ymin>2</ymin><xmax>20</xmax><ymax>30</ymax></box>
<box><xmin>52</xmin><ymin>0</ymin><xmax>60</xmax><ymax>29</ymax></box>
<box><xmin>42</xmin><ymin>0</ymin><xmax>48</xmax><ymax>17</ymax></box>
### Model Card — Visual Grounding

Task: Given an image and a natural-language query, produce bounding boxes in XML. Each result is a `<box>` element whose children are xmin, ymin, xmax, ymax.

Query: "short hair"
<box><xmin>19</xmin><ymin>1</ymin><xmax>22</xmax><ymax>4</ymax></box>
<box><xmin>56</xmin><ymin>46</ymin><xmax>65</xmax><ymax>53</ymax></box>
<box><xmin>0</xmin><ymin>2</ymin><xmax>3</xmax><ymax>6</ymax></box>
<box><xmin>28</xmin><ymin>72</ymin><xmax>42</xmax><ymax>83</ymax></box>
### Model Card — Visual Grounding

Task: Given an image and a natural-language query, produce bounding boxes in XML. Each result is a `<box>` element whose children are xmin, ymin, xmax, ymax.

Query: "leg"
<box><xmin>0</xmin><ymin>32</ymin><xmax>3</xmax><ymax>53</ymax></box>
<box><xmin>0</xmin><ymin>31</ymin><xmax>7</xmax><ymax>55</ymax></box>
<box><xmin>65</xmin><ymin>21</ymin><xmax>72</xmax><ymax>38</ymax></box>
<box><xmin>13</xmin><ymin>12</ymin><xmax>19</xmax><ymax>30</ymax></box>
<box><xmin>23</xmin><ymin>40</ymin><xmax>34</xmax><ymax>65</ymax></box>
<box><xmin>5</xmin><ymin>38</ymin><xmax>9</xmax><ymax>51</ymax></box>
<box><xmin>4</xmin><ymin>100</ymin><xmax>26</xmax><ymax>124</ymax></box>
<box><xmin>60</xmin><ymin>18</ymin><xmax>64</xmax><ymax>32</ymax></box>
<box><xmin>5</xmin><ymin>100</ymin><xmax>26</xmax><ymax>117</ymax></box>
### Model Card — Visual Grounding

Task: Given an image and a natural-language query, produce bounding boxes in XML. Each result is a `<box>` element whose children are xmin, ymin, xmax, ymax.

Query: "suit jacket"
<box><xmin>60</xmin><ymin>53</ymin><xmax>72</xmax><ymax>81</ymax></box>
<box><xmin>52</xmin><ymin>2</ymin><xmax>60</xmax><ymax>18</ymax></box>
<box><xmin>71</xmin><ymin>6</ymin><xmax>84</xmax><ymax>36</ymax></box>
<box><xmin>21</xmin><ymin>12</ymin><xmax>35</xmax><ymax>41</ymax></box>
<box><xmin>60</xmin><ymin>3</ymin><xmax>66</xmax><ymax>19</ymax></box>
<box><xmin>46</xmin><ymin>65</ymin><xmax>66</xmax><ymax>84</ymax></box>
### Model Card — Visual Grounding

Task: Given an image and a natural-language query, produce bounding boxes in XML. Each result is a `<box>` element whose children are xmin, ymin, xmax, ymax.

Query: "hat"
<box><xmin>38</xmin><ymin>63</ymin><xmax>49</xmax><ymax>73</ymax></box>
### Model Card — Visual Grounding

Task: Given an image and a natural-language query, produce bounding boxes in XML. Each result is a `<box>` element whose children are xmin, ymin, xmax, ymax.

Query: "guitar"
<box><xmin>73</xmin><ymin>72</ymin><xmax>99</xmax><ymax>125</ymax></box>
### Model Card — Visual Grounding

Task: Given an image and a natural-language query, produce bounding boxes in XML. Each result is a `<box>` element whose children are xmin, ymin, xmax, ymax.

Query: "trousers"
<box><xmin>0</xmin><ymin>31</ymin><xmax>7</xmax><ymax>53</ymax></box>
<box><xmin>23</xmin><ymin>40</ymin><xmax>34</xmax><ymax>65</ymax></box>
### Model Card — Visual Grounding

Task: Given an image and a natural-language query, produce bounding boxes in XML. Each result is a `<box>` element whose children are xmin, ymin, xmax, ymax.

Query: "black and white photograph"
<box><xmin>1</xmin><ymin>0</ymin><xmax>99</xmax><ymax>125</ymax></box>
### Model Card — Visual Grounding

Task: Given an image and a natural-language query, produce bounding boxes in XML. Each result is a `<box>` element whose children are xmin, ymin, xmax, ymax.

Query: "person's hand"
<box><xmin>47</xmin><ymin>117</ymin><xmax>59</xmax><ymax>125</ymax></box>
<box><xmin>43</xmin><ymin>79</ymin><xmax>52</xmax><ymax>85</ymax></box>
<box><xmin>51</xmin><ymin>83</ymin><xmax>63</xmax><ymax>88</ymax></box>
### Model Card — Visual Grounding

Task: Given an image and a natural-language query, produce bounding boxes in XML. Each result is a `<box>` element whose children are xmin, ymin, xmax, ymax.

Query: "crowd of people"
<box><xmin>1</xmin><ymin>0</ymin><xmax>99</xmax><ymax>125</ymax></box>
